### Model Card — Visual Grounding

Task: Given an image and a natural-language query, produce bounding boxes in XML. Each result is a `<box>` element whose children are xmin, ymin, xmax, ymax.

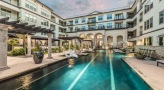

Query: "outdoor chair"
<box><xmin>157</xmin><ymin>60</ymin><xmax>164</xmax><ymax>66</ymax></box>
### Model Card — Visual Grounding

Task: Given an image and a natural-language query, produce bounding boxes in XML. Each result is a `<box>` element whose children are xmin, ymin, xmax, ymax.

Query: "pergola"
<box><xmin>82</xmin><ymin>40</ymin><xmax>93</xmax><ymax>49</ymax></box>
<box><xmin>31</xmin><ymin>36</ymin><xmax>60</xmax><ymax>46</ymax></box>
<box><xmin>0</xmin><ymin>17</ymin><xmax>54</xmax><ymax>70</ymax></box>
<box><xmin>59</xmin><ymin>36</ymin><xmax>83</xmax><ymax>50</ymax></box>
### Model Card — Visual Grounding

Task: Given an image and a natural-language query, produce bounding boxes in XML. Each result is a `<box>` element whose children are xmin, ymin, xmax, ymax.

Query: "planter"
<box><xmin>134</xmin><ymin>53</ymin><xmax>145</xmax><ymax>60</ymax></box>
<box><xmin>33</xmin><ymin>51</ymin><xmax>44</xmax><ymax>64</ymax></box>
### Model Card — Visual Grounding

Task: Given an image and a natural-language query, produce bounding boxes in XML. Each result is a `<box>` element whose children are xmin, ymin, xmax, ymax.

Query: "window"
<box><xmin>25</xmin><ymin>1</ymin><xmax>37</xmax><ymax>12</ymax></box>
<box><xmin>25</xmin><ymin>14</ymin><xmax>29</xmax><ymax>21</ymax></box>
<box><xmin>75</xmin><ymin>27</ymin><xmax>78</xmax><ymax>31</ymax></box>
<box><xmin>107</xmin><ymin>23</ymin><xmax>112</xmax><ymax>29</ymax></box>
<box><xmin>41</xmin><ymin>10</ymin><xmax>49</xmax><ymax>17</ymax></box>
<box><xmin>98</xmin><ymin>16</ymin><xmax>103</xmax><ymax>21</ymax></box>
<box><xmin>144</xmin><ymin>17</ymin><xmax>153</xmax><ymax>30</ymax></box>
<box><xmin>33</xmin><ymin>17</ymin><xmax>37</xmax><ymax>23</ymax></box>
<box><xmin>1</xmin><ymin>8</ymin><xmax>11</xmax><ymax>17</ymax></box>
<box><xmin>82</xmin><ymin>18</ymin><xmax>86</xmax><ymax>23</ymax></box>
<box><xmin>147</xmin><ymin>19</ymin><xmax>150</xmax><ymax>29</ymax></box>
<box><xmin>150</xmin><ymin>17</ymin><xmax>153</xmax><ymax>28</ymax></box>
<box><xmin>75</xmin><ymin>19</ymin><xmax>78</xmax><ymax>24</ymax></box>
<box><xmin>98</xmin><ymin>24</ymin><xmax>104</xmax><ymax>29</ymax></box>
<box><xmin>115</xmin><ymin>13</ymin><xmax>124</xmax><ymax>20</ymax></box>
<box><xmin>159</xmin><ymin>10</ymin><xmax>164</xmax><ymax>24</ymax></box>
<box><xmin>144</xmin><ymin>22</ymin><xmax>147</xmax><ymax>30</ymax></box>
<box><xmin>4</xmin><ymin>0</ymin><xmax>11</xmax><ymax>3</ymax></box>
<box><xmin>81</xmin><ymin>26</ymin><xmax>86</xmax><ymax>30</ymax></box>
<box><xmin>159</xmin><ymin>37</ymin><xmax>163</xmax><ymax>46</ymax></box>
<box><xmin>107</xmin><ymin>14</ymin><xmax>112</xmax><ymax>19</ymax></box>
<box><xmin>115</xmin><ymin>23</ymin><xmax>123</xmax><ymax>28</ymax></box>
<box><xmin>41</xmin><ymin>20</ymin><xmax>49</xmax><ymax>26</ymax></box>
<box><xmin>144</xmin><ymin>2</ymin><xmax>153</xmax><ymax>14</ymax></box>
<box><xmin>25</xmin><ymin>13</ymin><xmax>37</xmax><ymax>23</ymax></box>
<box><xmin>144</xmin><ymin>37</ymin><xmax>153</xmax><ymax>45</ymax></box>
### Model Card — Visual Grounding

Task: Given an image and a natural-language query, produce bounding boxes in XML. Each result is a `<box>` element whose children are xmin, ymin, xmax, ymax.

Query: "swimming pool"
<box><xmin>0</xmin><ymin>50</ymin><xmax>152</xmax><ymax>90</ymax></box>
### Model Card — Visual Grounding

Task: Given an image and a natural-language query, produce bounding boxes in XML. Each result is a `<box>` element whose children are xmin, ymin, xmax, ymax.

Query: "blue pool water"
<box><xmin>0</xmin><ymin>50</ymin><xmax>152</xmax><ymax>90</ymax></box>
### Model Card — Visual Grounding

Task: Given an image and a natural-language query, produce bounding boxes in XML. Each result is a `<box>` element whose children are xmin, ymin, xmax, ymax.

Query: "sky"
<box><xmin>39</xmin><ymin>0</ymin><xmax>135</xmax><ymax>19</ymax></box>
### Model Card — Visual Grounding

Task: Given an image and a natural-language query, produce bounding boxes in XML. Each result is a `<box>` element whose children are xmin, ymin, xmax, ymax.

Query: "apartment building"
<box><xmin>1</xmin><ymin>0</ymin><xmax>164</xmax><ymax>48</ymax></box>
<box><xmin>0</xmin><ymin>0</ymin><xmax>66</xmax><ymax>40</ymax></box>
<box><xmin>65</xmin><ymin>0</ymin><xmax>164</xmax><ymax>49</ymax></box>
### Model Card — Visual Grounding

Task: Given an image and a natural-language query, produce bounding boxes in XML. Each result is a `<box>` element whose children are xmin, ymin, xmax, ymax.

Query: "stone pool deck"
<box><xmin>123</xmin><ymin>54</ymin><xmax>164</xmax><ymax>90</ymax></box>
<box><xmin>0</xmin><ymin>52</ymin><xmax>67</xmax><ymax>81</ymax></box>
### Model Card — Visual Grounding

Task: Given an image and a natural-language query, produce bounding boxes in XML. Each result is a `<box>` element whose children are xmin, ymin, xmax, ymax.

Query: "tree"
<box><xmin>16</xmin><ymin>34</ymin><xmax>27</xmax><ymax>48</ymax></box>
<box><xmin>8</xmin><ymin>38</ymin><xmax>19</xmax><ymax>50</ymax></box>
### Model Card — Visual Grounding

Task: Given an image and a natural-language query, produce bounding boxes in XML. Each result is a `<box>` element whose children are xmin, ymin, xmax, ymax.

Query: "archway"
<box><xmin>117</xmin><ymin>35</ymin><xmax>123</xmax><ymax>42</ymax></box>
<box><xmin>117</xmin><ymin>35</ymin><xmax>123</xmax><ymax>47</ymax></box>
<box><xmin>85</xmin><ymin>33</ymin><xmax>94</xmax><ymax>48</ymax></box>
<box><xmin>95</xmin><ymin>33</ymin><xmax>103</xmax><ymax>49</ymax></box>
<box><xmin>107</xmin><ymin>36</ymin><xmax>113</xmax><ymax>47</ymax></box>
<box><xmin>79</xmin><ymin>33</ymin><xmax>85</xmax><ymax>39</ymax></box>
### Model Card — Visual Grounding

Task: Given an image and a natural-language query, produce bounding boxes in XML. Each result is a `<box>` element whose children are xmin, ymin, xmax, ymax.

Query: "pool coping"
<box><xmin>0</xmin><ymin>58</ymin><xmax>68</xmax><ymax>82</ymax></box>
<box><xmin>122</xmin><ymin>57</ymin><xmax>162</xmax><ymax>90</ymax></box>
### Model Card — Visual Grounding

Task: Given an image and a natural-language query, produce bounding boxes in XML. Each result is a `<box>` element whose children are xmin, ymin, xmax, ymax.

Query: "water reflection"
<box><xmin>109</xmin><ymin>50</ymin><xmax>113</xmax><ymax>61</ymax></box>
<box><xmin>18</xmin><ymin>74</ymin><xmax>32</xmax><ymax>90</ymax></box>
<box><xmin>68</xmin><ymin>58</ymin><xmax>75</xmax><ymax>68</ymax></box>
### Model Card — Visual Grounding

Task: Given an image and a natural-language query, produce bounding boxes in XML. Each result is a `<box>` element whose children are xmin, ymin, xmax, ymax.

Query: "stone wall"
<box><xmin>135</xmin><ymin>45</ymin><xmax>164</xmax><ymax>58</ymax></box>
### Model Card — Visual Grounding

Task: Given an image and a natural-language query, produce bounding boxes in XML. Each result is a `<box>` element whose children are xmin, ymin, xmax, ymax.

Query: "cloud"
<box><xmin>39</xmin><ymin>0</ymin><xmax>135</xmax><ymax>18</ymax></box>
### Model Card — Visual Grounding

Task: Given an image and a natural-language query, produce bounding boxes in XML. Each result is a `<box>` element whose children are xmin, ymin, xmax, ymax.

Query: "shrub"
<box><xmin>76</xmin><ymin>45</ymin><xmax>80</xmax><ymax>50</ymax></box>
<box><xmin>8</xmin><ymin>48</ymin><xmax>25</xmax><ymax>56</ymax></box>
<box><xmin>32</xmin><ymin>47</ymin><xmax>42</xmax><ymax>53</ymax></box>
<box><xmin>52</xmin><ymin>47</ymin><xmax>63</xmax><ymax>53</ymax></box>
<box><xmin>64</xmin><ymin>45</ymin><xmax>69</xmax><ymax>50</ymax></box>
<box><xmin>7</xmin><ymin>38</ymin><xmax>19</xmax><ymax>50</ymax></box>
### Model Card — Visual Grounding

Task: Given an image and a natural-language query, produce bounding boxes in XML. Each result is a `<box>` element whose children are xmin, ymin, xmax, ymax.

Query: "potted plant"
<box><xmin>32</xmin><ymin>44</ymin><xmax>44</xmax><ymax>64</ymax></box>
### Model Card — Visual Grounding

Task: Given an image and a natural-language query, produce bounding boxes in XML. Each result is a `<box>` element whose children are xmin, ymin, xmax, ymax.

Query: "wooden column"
<box><xmin>0</xmin><ymin>24</ymin><xmax>9</xmax><ymax>70</ymax></box>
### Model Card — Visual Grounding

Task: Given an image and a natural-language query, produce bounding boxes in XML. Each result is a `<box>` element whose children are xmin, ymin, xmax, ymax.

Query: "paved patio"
<box><xmin>123</xmin><ymin>54</ymin><xmax>164</xmax><ymax>90</ymax></box>
<box><xmin>0</xmin><ymin>52</ymin><xmax>68</xmax><ymax>81</ymax></box>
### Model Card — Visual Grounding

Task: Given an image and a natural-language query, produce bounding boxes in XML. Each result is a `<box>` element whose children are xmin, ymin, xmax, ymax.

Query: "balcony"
<box><xmin>114</xmin><ymin>17</ymin><xmax>125</xmax><ymax>21</ymax></box>
<box><xmin>67</xmin><ymin>23</ymin><xmax>74</xmax><ymax>26</ymax></box>
<box><xmin>66</xmin><ymin>25</ymin><xmax>127</xmax><ymax>33</ymax></box>
<box><xmin>87</xmin><ymin>20</ymin><xmax>96</xmax><ymax>24</ymax></box>
<box><xmin>128</xmin><ymin>36</ymin><xmax>136</xmax><ymax>39</ymax></box>
<box><xmin>139</xmin><ymin>17</ymin><xmax>143</xmax><ymax>22</ymax></box>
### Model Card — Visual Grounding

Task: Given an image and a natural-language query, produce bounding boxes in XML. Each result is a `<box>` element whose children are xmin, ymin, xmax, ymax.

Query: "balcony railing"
<box><xmin>87</xmin><ymin>20</ymin><xmax>96</xmax><ymax>24</ymax></box>
<box><xmin>67</xmin><ymin>23</ymin><xmax>74</xmax><ymax>26</ymax></box>
<box><xmin>114</xmin><ymin>17</ymin><xmax>125</xmax><ymax>20</ymax></box>
<box><xmin>127</xmin><ymin>15</ymin><xmax>134</xmax><ymax>19</ymax></box>
<box><xmin>67</xmin><ymin>25</ymin><xmax>127</xmax><ymax>33</ymax></box>
<box><xmin>128</xmin><ymin>36</ymin><xmax>136</xmax><ymax>39</ymax></box>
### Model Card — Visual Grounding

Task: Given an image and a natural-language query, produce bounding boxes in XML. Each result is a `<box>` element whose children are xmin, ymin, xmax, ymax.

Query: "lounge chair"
<box><xmin>157</xmin><ymin>60</ymin><xmax>164</xmax><ymax>66</ymax></box>
<box><xmin>64</xmin><ymin>52</ymin><xmax>70</xmax><ymax>58</ymax></box>
<box><xmin>88</xmin><ymin>48</ymin><xmax>93</xmax><ymax>52</ymax></box>
<box><xmin>69</xmin><ymin>49</ymin><xmax>78</xmax><ymax>58</ymax></box>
